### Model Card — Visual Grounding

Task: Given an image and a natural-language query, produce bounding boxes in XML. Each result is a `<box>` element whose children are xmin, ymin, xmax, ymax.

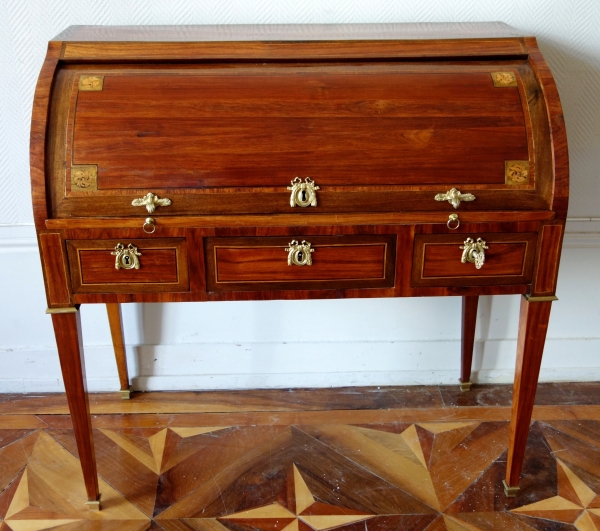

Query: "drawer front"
<box><xmin>67</xmin><ymin>238</ymin><xmax>189</xmax><ymax>293</ymax></box>
<box><xmin>412</xmin><ymin>232</ymin><xmax>537</xmax><ymax>287</ymax></box>
<box><xmin>206</xmin><ymin>235</ymin><xmax>396</xmax><ymax>291</ymax></box>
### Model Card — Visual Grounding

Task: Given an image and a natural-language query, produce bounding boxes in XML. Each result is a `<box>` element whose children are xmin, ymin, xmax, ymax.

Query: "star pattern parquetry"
<box><xmin>512</xmin><ymin>458</ymin><xmax>600</xmax><ymax>530</ymax></box>
<box><xmin>218</xmin><ymin>464</ymin><xmax>374</xmax><ymax>531</ymax></box>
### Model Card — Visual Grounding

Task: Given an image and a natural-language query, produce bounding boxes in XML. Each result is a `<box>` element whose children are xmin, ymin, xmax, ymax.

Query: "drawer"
<box><xmin>412</xmin><ymin>232</ymin><xmax>537</xmax><ymax>287</ymax></box>
<box><xmin>205</xmin><ymin>235</ymin><xmax>396</xmax><ymax>291</ymax></box>
<box><xmin>66</xmin><ymin>238</ymin><xmax>189</xmax><ymax>293</ymax></box>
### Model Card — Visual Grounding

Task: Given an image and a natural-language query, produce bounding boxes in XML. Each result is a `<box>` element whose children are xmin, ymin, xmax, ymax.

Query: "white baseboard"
<box><xmin>2</xmin><ymin>338</ymin><xmax>600</xmax><ymax>393</ymax></box>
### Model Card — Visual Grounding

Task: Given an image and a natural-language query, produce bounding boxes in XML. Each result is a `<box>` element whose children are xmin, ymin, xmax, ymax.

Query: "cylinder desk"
<box><xmin>31</xmin><ymin>23</ymin><xmax>568</xmax><ymax>509</ymax></box>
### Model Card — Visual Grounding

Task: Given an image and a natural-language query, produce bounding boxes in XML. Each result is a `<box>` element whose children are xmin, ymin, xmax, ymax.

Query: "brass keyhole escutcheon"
<box><xmin>460</xmin><ymin>238</ymin><xmax>488</xmax><ymax>269</ymax></box>
<box><xmin>287</xmin><ymin>177</ymin><xmax>320</xmax><ymax>207</ymax></box>
<box><xmin>112</xmin><ymin>243</ymin><xmax>142</xmax><ymax>270</ymax></box>
<box><xmin>285</xmin><ymin>240</ymin><xmax>314</xmax><ymax>266</ymax></box>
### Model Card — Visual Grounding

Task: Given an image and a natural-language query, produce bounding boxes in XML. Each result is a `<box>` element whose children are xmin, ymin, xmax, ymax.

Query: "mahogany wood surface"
<box><xmin>531</xmin><ymin>223</ymin><xmax>565</xmax><ymax>296</ymax></box>
<box><xmin>29</xmin><ymin>24</ymin><xmax>570</xmax><ymax>505</ymax></box>
<box><xmin>506</xmin><ymin>298</ymin><xmax>553</xmax><ymax>488</ymax></box>
<box><xmin>71</xmin><ymin>66</ymin><xmax>527</xmax><ymax>189</ymax></box>
<box><xmin>461</xmin><ymin>296</ymin><xmax>479</xmax><ymax>385</ymax></box>
<box><xmin>67</xmin><ymin>238</ymin><xmax>189</xmax><ymax>293</ymax></box>
<box><xmin>105</xmin><ymin>303</ymin><xmax>129</xmax><ymax>392</ymax></box>
<box><xmin>206</xmin><ymin>235</ymin><xmax>395</xmax><ymax>291</ymax></box>
<box><xmin>50</xmin><ymin>309</ymin><xmax>100</xmax><ymax>503</ymax></box>
<box><xmin>412</xmin><ymin>232</ymin><xmax>537</xmax><ymax>287</ymax></box>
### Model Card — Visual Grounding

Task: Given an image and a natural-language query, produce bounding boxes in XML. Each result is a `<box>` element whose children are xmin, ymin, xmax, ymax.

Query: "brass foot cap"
<box><xmin>459</xmin><ymin>379</ymin><xmax>472</xmax><ymax>392</ymax></box>
<box><xmin>119</xmin><ymin>387</ymin><xmax>132</xmax><ymax>400</ymax></box>
<box><xmin>502</xmin><ymin>480</ymin><xmax>520</xmax><ymax>498</ymax></box>
<box><xmin>85</xmin><ymin>494</ymin><xmax>101</xmax><ymax>511</ymax></box>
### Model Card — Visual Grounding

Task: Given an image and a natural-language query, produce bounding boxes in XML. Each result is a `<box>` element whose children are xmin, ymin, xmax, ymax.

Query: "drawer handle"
<box><xmin>435</xmin><ymin>188</ymin><xmax>476</xmax><ymax>209</ymax></box>
<box><xmin>460</xmin><ymin>238</ymin><xmax>488</xmax><ymax>269</ymax></box>
<box><xmin>287</xmin><ymin>177</ymin><xmax>320</xmax><ymax>207</ymax></box>
<box><xmin>285</xmin><ymin>240</ymin><xmax>314</xmax><ymax>266</ymax></box>
<box><xmin>143</xmin><ymin>217</ymin><xmax>156</xmax><ymax>234</ymax></box>
<box><xmin>132</xmin><ymin>192</ymin><xmax>172</xmax><ymax>213</ymax></box>
<box><xmin>447</xmin><ymin>213</ymin><xmax>460</xmax><ymax>230</ymax></box>
<box><xmin>112</xmin><ymin>243</ymin><xmax>142</xmax><ymax>270</ymax></box>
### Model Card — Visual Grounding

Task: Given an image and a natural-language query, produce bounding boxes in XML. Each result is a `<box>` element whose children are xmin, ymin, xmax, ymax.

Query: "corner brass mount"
<box><xmin>502</xmin><ymin>480</ymin><xmax>520</xmax><ymax>498</ymax></box>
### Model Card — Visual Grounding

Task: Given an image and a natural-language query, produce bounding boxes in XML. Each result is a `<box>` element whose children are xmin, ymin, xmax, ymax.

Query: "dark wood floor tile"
<box><xmin>0</xmin><ymin>416</ymin><xmax>48</xmax><ymax>430</ymax></box>
<box><xmin>0</xmin><ymin>468</ymin><xmax>24</xmax><ymax>519</ymax></box>
<box><xmin>296</xmin><ymin>423</ymin><xmax>440</xmax><ymax>510</ymax></box>
<box><xmin>422</xmin><ymin>516</ymin><xmax>448</xmax><ymax>530</ymax></box>
<box><xmin>155</xmin><ymin>427</ymin><xmax>287</xmax><ymax>517</ymax></box>
<box><xmin>293</xmin><ymin>426</ymin><xmax>437</xmax><ymax>515</ymax></box>
<box><xmin>156</xmin><ymin>429</ymin><xmax>294</xmax><ymax>520</ymax></box>
<box><xmin>153</xmin><ymin>521</ymin><xmax>198</xmax><ymax>531</ymax></box>
<box><xmin>452</xmin><ymin>511</ymin><xmax>547</xmax><ymax>530</ymax></box>
<box><xmin>440</xmin><ymin>382</ymin><xmax>600</xmax><ymax>409</ymax></box>
<box><xmin>447</xmin><ymin>423</ymin><xmax>558</xmax><ymax>513</ymax></box>
<box><xmin>0</xmin><ymin>433</ymin><xmax>32</xmax><ymax>494</ymax></box>
<box><xmin>439</xmin><ymin>385</ymin><xmax>513</xmax><ymax>408</ymax></box>
<box><xmin>544</xmin><ymin>420</ymin><xmax>600</xmax><ymax>451</ymax></box>
<box><xmin>510</xmin><ymin>513</ymin><xmax>577</xmax><ymax>531</ymax></box>
<box><xmin>49</xmin><ymin>422</ymin><xmax>172</xmax><ymax>512</ymax></box>
<box><xmin>541</xmin><ymin>423</ymin><xmax>600</xmax><ymax>482</ymax></box>
<box><xmin>364</xmin><ymin>515</ymin><xmax>437</xmax><ymax>530</ymax></box>
<box><xmin>428</xmin><ymin>422</ymin><xmax>510</xmax><ymax>510</ymax></box>
<box><xmin>0</xmin><ymin>430</ymin><xmax>36</xmax><ymax>452</ymax></box>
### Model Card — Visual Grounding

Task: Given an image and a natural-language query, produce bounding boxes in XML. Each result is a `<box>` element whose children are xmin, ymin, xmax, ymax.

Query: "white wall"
<box><xmin>1</xmin><ymin>1</ymin><xmax>599</xmax><ymax>392</ymax></box>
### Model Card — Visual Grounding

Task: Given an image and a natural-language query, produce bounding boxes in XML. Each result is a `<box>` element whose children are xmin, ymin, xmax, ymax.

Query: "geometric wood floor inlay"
<box><xmin>2</xmin><ymin>384</ymin><xmax>600</xmax><ymax>530</ymax></box>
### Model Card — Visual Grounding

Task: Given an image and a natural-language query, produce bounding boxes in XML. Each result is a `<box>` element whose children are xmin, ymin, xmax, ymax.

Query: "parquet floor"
<box><xmin>1</xmin><ymin>383</ymin><xmax>600</xmax><ymax>530</ymax></box>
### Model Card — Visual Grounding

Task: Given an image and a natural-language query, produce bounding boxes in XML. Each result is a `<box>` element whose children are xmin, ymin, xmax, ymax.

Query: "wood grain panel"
<box><xmin>30</xmin><ymin>42</ymin><xmax>61</xmax><ymax>228</ymax></box>
<box><xmin>60</xmin><ymin>39</ymin><xmax>526</xmax><ymax>61</ymax></box>
<box><xmin>71</xmin><ymin>68</ymin><xmax>527</xmax><ymax>191</ymax></box>
<box><xmin>412</xmin><ymin>232</ymin><xmax>537</xmax><ymax>287</ymax></box>
<box><xmin>531</xmin><ymin>224</ymin><xmax>564</xmax><ymax>295</ymax></box>
<box><xmin>67</xmin><ymin>238</ymin><xmax>189</xmax><ymax>293</ymax></box>
<box><xmin>38</xmin><ymin>232</ymin><xmax>71</xmax><ymax>306</ymax></box>
<box><xmin>206</xmin><ymin>235</ymin><xmax>395</xmax><ymax>291</ymax></box>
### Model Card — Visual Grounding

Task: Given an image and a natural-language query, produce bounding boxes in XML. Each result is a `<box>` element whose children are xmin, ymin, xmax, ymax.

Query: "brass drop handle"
<box><xmin>132</xmin><ymin>192</ymin><xmax>171</xmax><ymax>213</ymax></box>
<box><xmin>460</xmin><ymin>238</ymin><xmax>488</xmax><ymax>269</ymax></box>
<box><xmin>447</xmin><ymin>213</ymin><xmax>460</xmax><ymax>230</ymax></box>
<box><xmin>112</xmin><ymin>243</ymin><xmax>142</xmax><ymax>270</ymax></box>
<box><xmin>435</xmin><ymin>188</ymin><xmax>476</xmax><ymax>209</ymax></box>
<box><xmin>287</xmin><ymin>177</ymin><xmax>320</xmax><ymax>207</ymax></box>
<box><xmin>285</xmin><ymin>240</ymin><xmax>314</xmax><ymax>266</ymax></box>
<box><xmin>143</xmin><ymin>217</ymin><xmax>156</xmax><ymax>234</ymax></box>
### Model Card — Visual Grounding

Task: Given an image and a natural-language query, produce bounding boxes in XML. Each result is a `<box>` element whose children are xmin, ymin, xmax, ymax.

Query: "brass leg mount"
<box><xmin>502</xmin><ymin>480</ymin><xmax>520</xmax><ymax>498</ymax></box>
<box><xmin>459</xmin><ymin>379</ymin><xmax>472</xmax><ymax>392</ymax></box>
<box><xmin>85</xmin><ymin>494</ymin><xmax>102</xmax><ymax>511</ymax></box>
<box><xmin>119</xmin><ymin>386</ymin><xmax>132</xmax><ymax>400</ymax></box>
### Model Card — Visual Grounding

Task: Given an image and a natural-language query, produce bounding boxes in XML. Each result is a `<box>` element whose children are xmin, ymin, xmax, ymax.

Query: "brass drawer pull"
<box><xmin>447</xmin><ymin>213</ymin><xmax>460</xmax><ymax>230</ymax></box>
<box><xmin>142</xmin><ymin>217</ymin><xmax>156</xmax><ymax>234</ymax></box>
<box><xmin>132</xmin><ymin>192</ymin><xmax>171</xmax><ymax>213</ymax></box>
<box><xmin>285</xmin><ymin>240</ymin><xmax>314</xmax><ymax>266</ymax></box>
<box><xmin>460</xmin><ymin>238</ymin><xmax>488</xmax><ymax>269</ymax></box>
<box><xmin>435</xmin><ymin>188</ymin><xmax>476</xmax><ymax>209</ymax></box>
<box><xmin>112</xmin><ymin>243</ymin><xmax>142</xmax><ymax>270</ymax></box>
<box><xmin>288</xmin><ymin>177</ymin><xmax>320</xmax><ymax>207</ymax></box>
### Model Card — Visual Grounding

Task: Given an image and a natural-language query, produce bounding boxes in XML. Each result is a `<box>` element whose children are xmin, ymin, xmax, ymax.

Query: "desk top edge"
<box><xmin>52</xmin><ymin>22</ymin><xmax>526</xmax><ymax>43</ymax></box>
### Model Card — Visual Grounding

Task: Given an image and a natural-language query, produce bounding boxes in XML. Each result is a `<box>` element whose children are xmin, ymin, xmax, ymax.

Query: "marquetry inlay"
<box><xmin>71</xmin><ymin>165</ymin><xmax>98</xmax><ymax>191</ymax></box>
<box><xmin>505</xmin><ymin>160</ymin><xmax>530</xmax><ymax>185</ymax></box>
<box><xmin>491</xmin><ymin>71</ymin><xmax>517</xmax><ymax>87</ymax></box>
<box><xmin>78</xmin><ymin>75</ymin><xmax>104</xmax><ymax>91</ymax></box>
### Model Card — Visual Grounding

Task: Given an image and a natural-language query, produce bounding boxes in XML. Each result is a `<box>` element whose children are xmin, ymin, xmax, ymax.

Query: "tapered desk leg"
<box><xmin>459</xmin><ymin>296</ymin><xmax>479</xmax><ymax>392</ymax></box>
<box><xmin>50</xmin><ymin>307</ymin><xmax>101</xmax><ymax>509</ymax></box>
<box><xmin>106</xmin><ymin>303</ymin><xmax>131</xmax><ymax>399</ymax></box>
<box><xmin>504</xmin><ymin>296</ymin><xmax>553</xmax><ymax>497</ymax></box>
